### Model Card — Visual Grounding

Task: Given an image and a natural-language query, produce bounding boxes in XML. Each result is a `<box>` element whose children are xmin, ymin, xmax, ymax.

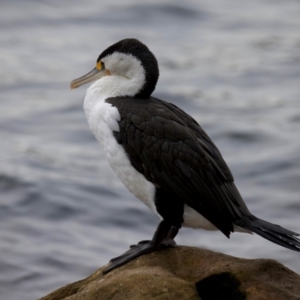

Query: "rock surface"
<box><xmin>39</xmin><ymin>246</ymin><xmax>300</xmax><ymax>300</ymax></box>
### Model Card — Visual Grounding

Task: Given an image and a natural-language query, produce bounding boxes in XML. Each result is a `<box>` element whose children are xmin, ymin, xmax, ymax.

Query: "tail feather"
<box><xmin>234</xmin><ymin>216</ymin><xmax>300</xmax><ymax>252</ymax></box>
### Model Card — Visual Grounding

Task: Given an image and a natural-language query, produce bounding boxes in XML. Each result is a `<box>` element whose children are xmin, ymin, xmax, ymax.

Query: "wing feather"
<box><xmin>107</xmin><ymin>97</ymin><xmax>251</xmax><ymax>236</ymax></box>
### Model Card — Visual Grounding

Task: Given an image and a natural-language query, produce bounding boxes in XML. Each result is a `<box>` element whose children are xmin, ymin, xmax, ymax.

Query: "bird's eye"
<box><xmin>96</xmin><ymin>61</ymin><xmax>105</xmax><ymax>70</ymax></box>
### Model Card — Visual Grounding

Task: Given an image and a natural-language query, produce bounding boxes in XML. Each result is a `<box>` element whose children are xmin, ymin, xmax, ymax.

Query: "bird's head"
<box><xmin>70</xmin><ymin>38</ymin><xmax>159</xmax><ymax>98</ymax></box>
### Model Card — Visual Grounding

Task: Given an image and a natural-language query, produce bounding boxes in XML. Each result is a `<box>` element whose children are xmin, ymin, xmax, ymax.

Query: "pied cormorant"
<box><xmin>70</xmin><ymin>38</ymin><xmax>300</xmax><ymax>274</ymax></box>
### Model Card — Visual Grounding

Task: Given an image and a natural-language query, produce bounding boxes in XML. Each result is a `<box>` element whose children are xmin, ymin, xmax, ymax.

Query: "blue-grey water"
<box><xmin>1</xmin><ymin>0</ymin><xmax>300</xmax><ymax>299</ymax></box>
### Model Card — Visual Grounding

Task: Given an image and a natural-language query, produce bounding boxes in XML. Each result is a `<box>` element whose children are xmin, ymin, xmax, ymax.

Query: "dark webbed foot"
<box><xmin>129</xmin><ymin>240</ymin><xmax>150</xmax><ymax>248</ymax></box>
<box><xmin>103</xmin><ymin>222</ymin><xmax>179</xmax><ymax>274</ymax></box>
<box><xmin>103</xmin><ymin>241</ymin><xmax>165</xmax><ymax>274</ymax></box>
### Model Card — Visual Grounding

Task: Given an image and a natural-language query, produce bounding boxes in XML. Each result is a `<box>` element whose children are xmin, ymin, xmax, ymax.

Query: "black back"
<box><xmin>107</xmin><ymin>96</ymin><xmax>252</xmax><ymax>237</ymax></box>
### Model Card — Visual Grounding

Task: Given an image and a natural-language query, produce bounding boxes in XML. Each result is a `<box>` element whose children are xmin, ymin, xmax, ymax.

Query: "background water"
<box><xmin>1</xmin><ymin>0</ymin><xmax>300</xmax><ymax>299</ymax></box>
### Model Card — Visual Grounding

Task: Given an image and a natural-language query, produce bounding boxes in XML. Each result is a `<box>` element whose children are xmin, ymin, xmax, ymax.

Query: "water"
<box><xmin>1</xmin><ymin>0</ymin><xmax>300</xmax><ymax>299</ymax></box>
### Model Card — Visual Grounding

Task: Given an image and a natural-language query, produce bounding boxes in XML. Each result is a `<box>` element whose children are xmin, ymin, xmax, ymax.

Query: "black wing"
<box><xmin>107</xmin><ymin>97</ymin><xmax>251</xmax><ymax>237</ymax></box>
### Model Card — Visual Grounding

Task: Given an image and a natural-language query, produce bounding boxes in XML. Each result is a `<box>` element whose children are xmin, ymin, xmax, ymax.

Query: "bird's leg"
<box><xmin>103</xmin><ymin>221</ymin><xmax>172</xmax><ymax>274</ymax></box>
<box><xmin>161</xmin><ymin>226</ymin><xmax>179</xmax><ymax>248</ymax></box>
<box><xmin>130</xmin><ymin>225</ymin><xmax>179</xmax><ymax>249</ymax></box>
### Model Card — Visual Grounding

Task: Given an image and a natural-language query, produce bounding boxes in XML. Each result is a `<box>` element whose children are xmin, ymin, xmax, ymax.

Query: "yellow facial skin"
<box><xmin>70</xmin><ymin>61</ymin><xmax>110</xmax><ymax>89</ymax></box>
<box><xmin>96</xmin><ymin>61</ymin><xmax>103</xmax><ymax>70</ymax></box>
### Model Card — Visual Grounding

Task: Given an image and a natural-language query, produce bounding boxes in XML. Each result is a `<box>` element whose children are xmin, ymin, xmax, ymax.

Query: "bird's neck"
<box><xmin>83</xmin><ymin>73</ymin><xmax>146</xmax><ymax>135</ymax></box>
<box><xmin>83</xmin><ymin>77</ymin><xmax>122</xmax><ymax>143</ymax></box>
<box><xmin>87</xmin><ymin>74</ymin><xmax>144</xmax><ymax>103</ymax></box>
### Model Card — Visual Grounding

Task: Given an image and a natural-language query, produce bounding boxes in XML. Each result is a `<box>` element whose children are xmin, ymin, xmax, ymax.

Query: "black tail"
<box><xmin>234</xmin><ymin>216</ymin><xmax>300</xmax><ymax>252</ymax></box>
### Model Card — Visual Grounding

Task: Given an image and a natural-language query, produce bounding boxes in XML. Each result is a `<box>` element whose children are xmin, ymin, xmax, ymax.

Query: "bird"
<box><xmin>70</xmin><ymin>38</ymin><xmax>300</xmax><ymax>274</ymax></box>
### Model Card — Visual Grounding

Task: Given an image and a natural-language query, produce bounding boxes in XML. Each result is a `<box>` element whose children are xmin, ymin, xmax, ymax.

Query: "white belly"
<box><xmin>104</xmin><ymin>131</ymin><xmax>158</xmax><ymax>215</ymax></box>
<box><xmin>84</xmin><ymin>90</ymin><xmax>158</xmax><ymax>215</ymax></box>
<box><xmin>182</xmin><ymin>205</ymin><xmax>217</xmax><ymax>230</ymax></box>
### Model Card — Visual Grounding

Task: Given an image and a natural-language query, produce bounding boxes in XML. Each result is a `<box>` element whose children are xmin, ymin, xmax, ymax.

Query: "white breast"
<box><xmin>83</xmin><ymin>81</ymin><xmax>158</xmax><ymax>216</ymax></box>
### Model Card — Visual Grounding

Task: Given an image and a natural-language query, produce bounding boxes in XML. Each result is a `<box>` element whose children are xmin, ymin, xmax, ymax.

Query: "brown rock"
<box><xmin>39</xmin><ymin>246</ymin><xmax>300</xmax><ymax>300</ymax></box>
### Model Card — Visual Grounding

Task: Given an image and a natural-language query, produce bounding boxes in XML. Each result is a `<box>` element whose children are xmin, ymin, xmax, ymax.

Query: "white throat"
<box><xmin>83</xmin><ymin>52</ymin><xmax>146</xmax><ymax>134</ymax></box>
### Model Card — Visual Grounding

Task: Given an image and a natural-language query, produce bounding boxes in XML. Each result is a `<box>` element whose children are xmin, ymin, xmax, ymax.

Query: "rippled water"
<box><xmin>1</xmin><ymin>1</ymin><xmax>300</xmax><ymax>299</ymax></box>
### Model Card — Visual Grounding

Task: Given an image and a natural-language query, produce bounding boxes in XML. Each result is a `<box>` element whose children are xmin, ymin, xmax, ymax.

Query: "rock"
<box><xmin>39</xmin><ymin>246</ymin><xmax>300</xmax><ymax>300</ymax></box>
